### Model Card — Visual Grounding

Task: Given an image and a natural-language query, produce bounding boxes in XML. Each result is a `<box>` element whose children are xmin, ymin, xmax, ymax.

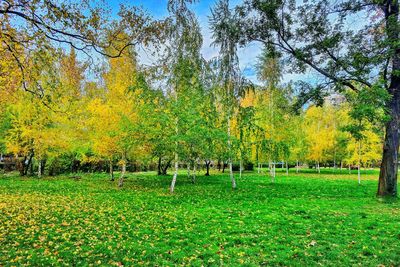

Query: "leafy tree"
<box><xmin>210</xmin><ymin>0</ymin><xmax>250</xmax><ymax>189</ymax></box>
<box><xmin>233</xmin><ymin>0</ymin><xmax>400</xmax><ymax>196</ymax></box>
<box><xmin>0</xmin><ymin>0</ymin><xmax>163</xmax><ymax>99</ymax></box>
<box><xmin>165</xmin><ymin>0</ymin><xmax>205</xmax><ymax>192</ymax></box>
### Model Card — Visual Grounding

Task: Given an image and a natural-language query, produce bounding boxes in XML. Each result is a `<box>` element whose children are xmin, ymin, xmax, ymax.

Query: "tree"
<box><xmin>234</xmin><ymin>0</ymin><xmax>399</xmax><ymax>196</ymax></box>
<box><xmin>165</xmin><ymin>0</ymin><xmax>204</xmax><ymax>192</ymax></box>
<box><xmin>0</xmin><ymin>0</ymin><xmax>163</xmax><ymax>99</ymax></box>
<box><xmin>87</xmin><ymin>43</ymin><xmax>142</xmax><ymax>187</ymax></box>
<box><xmin>210</xmin><ymin>0</ymin><xmax>248</xmax><ymax>189</ymax></box>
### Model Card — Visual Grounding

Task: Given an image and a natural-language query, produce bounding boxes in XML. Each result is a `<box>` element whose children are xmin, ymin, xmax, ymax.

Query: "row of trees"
<box><xmin>0</xmin><ymin>0</ymin><xmax>397</xmax><ymax>196</ymax></box>
<box><xmin>0</xmin><ymin>46</ymin><xmax>383</xmax><ymax>188</ymax></box>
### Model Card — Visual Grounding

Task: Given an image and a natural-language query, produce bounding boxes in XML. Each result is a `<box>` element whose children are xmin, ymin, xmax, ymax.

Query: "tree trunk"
<box><xmin>269</xmin><ymin>161</ymin><xmax>272</xmax><ymax>176</ymax></box>
<box><xmin>378</xmin><ymin>105</ymin><xmax>399</xmax><ymax>196</ymax></box>
<box><xmin>222</xmin><ymin>162</ymin><xmax>226</xmax><ymax>173</ymax></box>
<box><xmin>239</xmin><ymin>159</ymin><xmax>243</xmax><ymax>179</ymax></box>
<box><xmin>227</xmin><ymin>114</ymin><xmax>236</xmax><ymax>189</ymax></box>
<box><xmin>187</xmin><ymin>162</ymin><xmax>191</xmax><ymax>180</ymax></box>
<box><xmin>205</xmin><ymin>160</ymin><xmax>210</xmax><ymax>176</ymax></box>
<box><xmin>296</xmin><ymin>160</ymin><xmax>299</xmax><ymax>174</ymax></box>
<box><xmin>317</xmin><ymin>161</ymin><xmax>320</xmax><ymax>174</ymax></box>
<box><xmin>118</xmin><ymin>154</ymin><xmax>126</xmax><ymax>188</ymax></box>
<box><xmin>38</xmin><ymin>158</ymin><xmax>42</xmax><ymax>178</ymax></box>
<box><xmin>286</xmin><ymin>161</ymin><xmax>289</xmax><ymax>175</ymax></box>
<box><xmin>162</xmin><ymin>160</ymin><xmax>171</xmax><ymax>175</ymax></box>
<box><xmin>192</xmin><ymin>161</ymin><xmax>196</xmax><ymax>184</ymax></box>
<box><xmin>25</xmin><ymin>154</ymin><xmax>33</xmax><ymax>176</ymax></box>
<box><xmin>157</xmin><ymin>156</ymin><xmax>162</xmax><ymax>175</ymax></box>
<box><xmin>170</xmin><ymin>152</ymin><xmax>178</xmax><ymax>193</ymax></box>
<box><xmin>109</xmin><ymin>160</ymin><xmax>114</xmax><ymax>181</ymax></box>
<box><xmin>271</xmin><ymin>162</ymin><xmax>276</xmax><ymax>183</ymax></box>
<box><xmin>378</xmin><ymin>0</ymin><xmax>400</xmax><ymax>197</ymax></box>
<box><xmin>358</xmin><ymin>141</ymin><xmax>361</xmax><ymax>185</ymax></box>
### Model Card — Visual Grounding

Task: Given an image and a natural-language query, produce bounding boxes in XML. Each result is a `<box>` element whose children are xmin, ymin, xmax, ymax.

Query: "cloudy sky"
<box><xmin>107</xmin><ymin>0</ymin><xmax>262</xmax><ymax>83</ymax></box>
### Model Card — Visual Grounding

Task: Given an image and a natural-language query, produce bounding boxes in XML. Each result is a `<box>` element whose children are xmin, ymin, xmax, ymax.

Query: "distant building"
<box><xmin>325</xmin><ymin>93</ymin><xmax>346</xmax><ymax>106</ymax></box>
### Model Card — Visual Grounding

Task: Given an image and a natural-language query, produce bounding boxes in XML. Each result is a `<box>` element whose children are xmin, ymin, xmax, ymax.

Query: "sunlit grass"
<box><xmin>0</xmin><ymin>170</ymin><xmax>398</xmax><ymax>266</ymax></box>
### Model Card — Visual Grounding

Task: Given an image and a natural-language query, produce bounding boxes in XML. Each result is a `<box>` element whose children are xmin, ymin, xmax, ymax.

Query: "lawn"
<box><xmin>0</xmin><ymin>169</ymin><xmax>399</xmax><ymax>266</ymax></box>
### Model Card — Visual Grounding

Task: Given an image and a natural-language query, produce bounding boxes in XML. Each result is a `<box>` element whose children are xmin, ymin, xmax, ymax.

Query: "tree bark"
<box><xmin>187</xmin><ymin>161</ymin><xmax>191</xmax><ymax>179</ymax></box>
<box><xmin>157</xmin><ymin>156</ymin><xmax>162</xmax><ymax>175</ymax></box>
<box><xmin>38</xmin><ymin>158</ymin><xmax>42</xmax><ymax>178</ymax></box>
<box><xmin>192</xmin><ymin>161</ymin><xmax>196</xmax><ymax>184</ymax></box>
<box><xmin>205</xmin><ymin>160</ymin><xmax>211</xmax><ymax>176</ymax></box>
<box><xmin>271</xmin><ymin>162</ymin><xmax>276</xmax><ymax>183</ymax></box>
<box><xmin>170</xmin><ymin>152</ymin><xmax>178</xmax><ymax>193</ymax></box>
<box><xmin>378</xmin><ymin>99</ymin><xmax>399</xmax><ymax>196</ymax></box>
<box><xmin>239</xmin><ymin>159</ymin><xmax>243</xmax><ymax>179</ymax></box>
<box><xmin>358</xmin><ymin>141</ymin><xmax>361</xmax><ymax>185</ymax></box>
<box><xmin>162</xmin><ymin>160</ymin><xmax>171</xmax><ymax>175</ymax></box>
<box><xmin>378</xmin><ymin>0</ymin><xmax>400</xmax><ymax>197</ymax></box>
<box><xmin>118</xmin><ymin>154</ymin><xmax>126</xmax><ymax>188</ymax></box>
<box><xmin>227</xmin><ymin>116</ymin><xmax>237</xmax><ymax>189</ymax></box>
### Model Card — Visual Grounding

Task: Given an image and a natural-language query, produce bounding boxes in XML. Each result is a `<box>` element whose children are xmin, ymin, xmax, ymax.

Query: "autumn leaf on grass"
<box><xmin>308</xmin><ymin>240</ymin><xmax>317</xmax><ymax>247</ymax></box>
<box><xmin>61</xmin><ymin>221</ymin><xmax>70</xmax><ymax>226</ymax></box>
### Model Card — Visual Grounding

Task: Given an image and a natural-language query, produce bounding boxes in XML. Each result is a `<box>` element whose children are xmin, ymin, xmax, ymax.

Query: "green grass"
<box><xmin>0</xmin><ymin>170</ymin><xmax>399</xmax><ymax>266</ymax></box>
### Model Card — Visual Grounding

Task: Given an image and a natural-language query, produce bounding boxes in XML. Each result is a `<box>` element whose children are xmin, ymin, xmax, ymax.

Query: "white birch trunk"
<box><xmin>118</xmin><ymin>153</ymin><xmax>126</xmax><ymax>188</ymax></box>
<box><xmin>170</xmin><ymin>152</ymin><xmax>179</xmax><ymax>193</ymax></box>
<box><xmin>358</xmin><ymin>141</ymin><xmax>361</xmax><ymax>185</ymax></box>
<box><xmin>187</xmin><ymin>162</ymin><xmax>191</xmax><ymax>179</ymax></box>
<box><xmin>269</xmin><ymin>161</ymin><xmax>272</xmax><ymax>176</ymax></box>
<box><xmin>271</xmin><ymin>162</ymin><xmax>276</xmax><ymax>183</ymax></box>
<box><xmin>227</xmin><ymin>115</ymin><xmax>236</xmax><ymax>189</ymax></box>
<box><xmin>192</xmin><ymin>161</ymin><xmax>196</xmax><ymax>184</ymax></box>
<box><xmin>38</xmin><ymin>159</ymin><xmax>42</xmax><ymax>178</ymax></box>
<box><xmin>239</xmin><ymin>159</ymin><xmax>243</xmax><ymax>179</ymax></box>
<box><xmin>286</xmin><ymin>161</ymin><xmax>289</xmax><ymax>175</ymax></box>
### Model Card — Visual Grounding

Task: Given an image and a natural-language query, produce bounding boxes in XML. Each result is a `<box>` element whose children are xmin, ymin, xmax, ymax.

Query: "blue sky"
<box><xmin>105</xmin><ymin>0</ymin><xmax>261</xmax><ymax>83</ymax></box>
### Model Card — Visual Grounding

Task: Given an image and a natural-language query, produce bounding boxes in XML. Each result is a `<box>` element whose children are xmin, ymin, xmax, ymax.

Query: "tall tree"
<box><xmin>0</xmin><ymin>0</ymin><xmax>163</xmax><ymax>99</ymax></box>
<box><xmin>210</xmin><ymin>0</ymin><xmax>247</xmax><ymax>189</ymax></box>
<box><xmin>166</xmin><ymin>0</ymin><xmax>204</xmax><ymax>193</ymax></box>
<box><xmin>234</xmin><ymin>0</ymin><xmax>399</xmax><ymax>197</ymax></box>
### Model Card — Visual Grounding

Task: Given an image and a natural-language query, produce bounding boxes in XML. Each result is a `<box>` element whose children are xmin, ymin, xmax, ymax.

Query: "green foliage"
<box><xmin>344</xmin><ymin>84</ymin><xmax>390</xmax><ymax>140</ymax></box>
<box><xmin>0</xmin><ymin>170</ymin><xmax>399</xmax><ymax>265</ymax></box>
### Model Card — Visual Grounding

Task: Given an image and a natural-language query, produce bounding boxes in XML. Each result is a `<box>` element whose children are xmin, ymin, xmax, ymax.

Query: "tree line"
<box><xmin>0</xmin><ymin>0</ymin><xmax>398</xmax><ymax>196</ymax></box>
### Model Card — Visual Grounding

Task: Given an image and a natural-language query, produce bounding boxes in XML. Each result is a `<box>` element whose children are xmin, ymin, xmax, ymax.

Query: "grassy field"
<box><xmin>0</xmin><ymin>169</ymin><xmax>399</xmax><ymax>266</ymax></box>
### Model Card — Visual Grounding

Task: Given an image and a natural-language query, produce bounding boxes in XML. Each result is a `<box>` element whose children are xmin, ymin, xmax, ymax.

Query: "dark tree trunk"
<box><xmin>378</xmin><ymin>1</ymin><xmax>400</xmax><ymax>197</ymax></box>
<box><xmin>378</xmin><ymin>90</ymin><xmax>400</xmax><ymax>197</ymax></box>
<box><xmin>162</xmin><ymin>160</ymin><xmax>171</xmax><ymax>175</ymax></box>
<box><xmin>205</xmin><ymin>160</ymin><xmax>211</xmax><ymax>176</ymax></box>
<box><xmin>17</xmin><ymin>156</ymin><xmax>26</xmax><ymax>176</ymax></box>
<box><xmin>22</xmin><ymin>153</ymin><xmax>33</xmax><ymax>176</ymax></box>
<box><xmin>222</xmin><ymin>162</ymin><xmax>226</xmax><ymax>173</ymax></box>
<box><xmin>157</xmin><ymin>156</ymin><xmax>162</xmax><ymax>175</ymax></box>
<box><xmin>217</xmin><ymin>160</ymin><xmax>221</xmax><ymax>171</ymax></box>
